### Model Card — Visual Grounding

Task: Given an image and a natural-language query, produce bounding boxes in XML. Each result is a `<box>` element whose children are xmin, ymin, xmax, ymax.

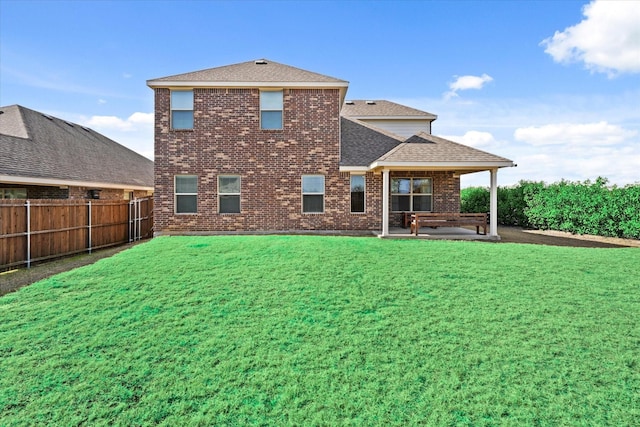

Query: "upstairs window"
<box><xmin>218</xmin><ymin>175</ymin><xmax>241</xmax><ymax>214</ymax></box>
<box><xmin>391</xmin><ymin>178</ymin><xmax>432</xmax><ymax>212</ymax></box>
<box><xmin>302</xmin><ymin>175</ymin><xmax>325</xmax><ymax>213</ymax></box>
<box><xmin>260</xmin><ymin>90</ymin><xmax>283</xmax><ymax>130</ymax></box>
<box><xmin>175</xmin><ymin>175</ymin><xmax>197</xmax><ymax>214</ymax></box>
<box><xmin>350</xmin><ymin>175</ymin><xmax>365</xmax><ymax>213</ymax></box>
<box><xmin>171</xmin><ymin>90</ymin><xmax>194</xmax><ymax>130</ymax></box>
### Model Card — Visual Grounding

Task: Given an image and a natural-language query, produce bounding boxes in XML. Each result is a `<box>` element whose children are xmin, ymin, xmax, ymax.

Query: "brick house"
<box><xmin>147</xmin><ymin>59</ymin><xmax>513</xmax><ymax>237</ymax></box>
<box><xmin>0</xmin><ymin>105</ymin><xmax>154</xmax><ymax>200</ymax></box>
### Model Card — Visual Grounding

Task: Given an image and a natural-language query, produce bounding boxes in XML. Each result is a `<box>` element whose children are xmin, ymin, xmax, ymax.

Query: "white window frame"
<box><xmin>350</xmin><ymin>174</ymin><xmax>365</xmax><ymax>213</ymax></box>
<box><xmin>174</xmin><ymin>175</ymin><xmax>198</xmax><ymax>214</ymax></box>
<box><xmin>218</xmin><ymin>175</ymin><xmax>241</xmax><ymax>214</ymax></box>
<box><xmin>302</xmin><ymin>175</ymin><xmax>325</xmax><ymax>214</ymax></box>
<box><xmin>260</xmin><ymin>90</ymin><xmax>283</xmax><ymax>130</ymax></box>
<box><xmin>391</xmin><ymin>177</ymin><xmax>433</xmax><ymax>212</ymax></box>
<box><xmin>171</xmin><ymin>90</ymin><xmax>194</xmax><ymax>130</ymax></box>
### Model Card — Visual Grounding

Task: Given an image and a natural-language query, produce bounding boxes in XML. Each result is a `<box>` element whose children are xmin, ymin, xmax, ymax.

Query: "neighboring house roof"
<box><xmin>147</xmin><ymin>59</ymin><xmax>349</xmax><ymax>88</ymax></box>
<box><xmin>341</xmin><ymin>119</ymin><xmax>513</xmax><ymax>172</ymax></box>
<box><xmin>0</xmin><ymin>105</ymin><xmax>154</xmax><ymax>190</ymax></box>
<box><xmin>341</xmin><ymin>100</ymin><xmax>437</xmax><ymax>120</ymax></box>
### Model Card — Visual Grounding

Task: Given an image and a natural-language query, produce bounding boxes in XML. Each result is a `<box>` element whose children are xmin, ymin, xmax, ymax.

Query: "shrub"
<box><xmin>461</xmin><ymin>178</ymin><xmax>639</xmax><ymax>238</ymax></box>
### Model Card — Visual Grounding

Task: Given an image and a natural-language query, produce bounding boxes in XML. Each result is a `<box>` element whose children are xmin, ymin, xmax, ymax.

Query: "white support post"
<box><xmin>382</xmin><ymin>169</ymin><xmax>390</xmax><ymax>236</ymax></box>
<box><xmin>490</xmin><ymin>169</ymin><xmax>498</xmax><ymax>237</ymax></box>
<box><xmin>137</xmin><ymin>199</ymin><xmax>141</xmax><ymax>241</ymax></box>
<box><xmin>88</xmin><ymin>201</ymin><xmax>92</xmax><ymax>254</ymax></box>
<box><xmin>26</xmin><ymin>200</ymin><xmax>31</xmax><ymax>268</ymax></box>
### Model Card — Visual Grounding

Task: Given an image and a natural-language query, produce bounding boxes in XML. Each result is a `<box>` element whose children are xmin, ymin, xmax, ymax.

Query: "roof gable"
<box><xmin>373</xmin><ymin>132</ymin><xmax>513</xmax><ymax>166</ymax></box>
<box><xmin>341</xmin><ymin>121</ymin><xmax>513</xmax><ymax>169</ymax></box>
<box><xmin>147</xmin><ymin>59</ymin><xmax>349</xmax><ymax>87</ymax></box>
<box><xmin>0</xmin><ymin>105</ymin><xmax>154</xmax><ymax>189</ymax></box>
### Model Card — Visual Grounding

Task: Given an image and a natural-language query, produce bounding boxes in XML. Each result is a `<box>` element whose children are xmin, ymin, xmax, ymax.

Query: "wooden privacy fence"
<box><xmin>0</xmin><ymin>198</ymin><xmax>153</xmax><ymax>270</ymax></box>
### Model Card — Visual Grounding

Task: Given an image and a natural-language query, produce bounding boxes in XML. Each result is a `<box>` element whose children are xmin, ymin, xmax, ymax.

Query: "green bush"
<box><xmin>526</xmin><ymin>178</ymin><xmax>640</xmax><ymax>239</ymax></box>
<box><xmin>461</xmin><ymin>178</ymin><xmax>639</xmax><ymax>238</ymax></box>
<box><xmin>460</xmin><ymin>187</ymin><xmax>489</xmax><ymax>214</ymax></box>
<box><xmin>461</xmin><ymin>181</ymin><xmax>543</xmax><ymax>227</ymax></box>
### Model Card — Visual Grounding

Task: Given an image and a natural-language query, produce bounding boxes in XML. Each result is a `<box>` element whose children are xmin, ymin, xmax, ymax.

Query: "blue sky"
<box><xmin>1</xmin><ymin>0</ymin><xmax>639</xmax><ymax>187</ymax></box>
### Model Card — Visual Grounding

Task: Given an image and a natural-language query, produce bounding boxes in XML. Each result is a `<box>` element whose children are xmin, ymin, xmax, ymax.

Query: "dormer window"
<box><xmin>171</xmin><ymin>90</ymin><xmax>194</xmax><ymax>130</ymax></box>
<box><xmin>260</xmin><ymin>90</ymin><xmax>283</xmax><ymax>130</ymax></box>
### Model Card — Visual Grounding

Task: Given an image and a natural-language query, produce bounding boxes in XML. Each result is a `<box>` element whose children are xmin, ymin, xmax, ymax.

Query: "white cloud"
<box><xmin>85</xmin><ymin>112</ymin><xmax>153</xmax><ymax>132</ymax></box>
<box><xmin>394</xmin><ymin>94</ymin><xmax>640</xmax><ymax>187</ymax></box>
<box><xmin>98</xmin><ymin>99</ymin><xmax>107</xmax><ymax>105</ymax></box>
<box><xmin>541</xmin><ymin>0</ymin><xmax>640</xmax><ymax>76</ymax></box>
<box><xmin>450</xmin><ymin>74</ymin><xmax>494</xmax><ymax>91</ymax></box>
<box><xmin>514</xmin><ymin>121</ymin><xmax>637</xmax><ymax>146</ymax></box>
<box><xmin>445</xmin><ymin>74</ymin><xmax>493</xmax><ymax>99</ymax></box>
<box><xmin>443</xmin><ymin>130</ymin><xmax>499</xmax><ymax>149</ymax></box>
<box><xmin>79</xmin><ymin>112</ymin><xmax>154</xmax><ymax>159</ymax></box>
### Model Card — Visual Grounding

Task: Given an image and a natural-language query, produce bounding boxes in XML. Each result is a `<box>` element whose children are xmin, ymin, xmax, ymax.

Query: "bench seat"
<box><xmin>409</xmin><ymin>213</ymin><xmax>487</xmax><ymax>236</ymax></box>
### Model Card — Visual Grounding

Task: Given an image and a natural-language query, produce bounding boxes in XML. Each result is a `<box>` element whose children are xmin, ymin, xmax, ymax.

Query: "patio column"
<box><xmin>382</xmin><ymin>169</ymin><xmax>390</xmax><ymax>236</ymax></box>
<box><xmin>490</xmin><ymin>168</ymin><xmax>498</xmax><ymax>237</ymax></box>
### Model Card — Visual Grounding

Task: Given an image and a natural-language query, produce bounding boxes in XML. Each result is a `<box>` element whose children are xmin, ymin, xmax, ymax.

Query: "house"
<box><xmin>147</xmin><ymin>59</ymin><xmax>513</xmax><ymax>237</ymax></box>
<box><xmin>0</xmin><ymin>105</ymin><xmax>154</xmax><ymax>200</ymax></box>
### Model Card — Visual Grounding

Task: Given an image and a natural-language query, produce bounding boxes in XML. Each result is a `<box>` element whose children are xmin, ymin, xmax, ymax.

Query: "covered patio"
<box><xmin>370</xmin><ymin>133</ymin><xmax>515</xmax><ymax>239</ymax></box>
<box><xmin>383</xmin><ymin>225</ymin><xmax>501</xmax><ymax>241</ymax></box>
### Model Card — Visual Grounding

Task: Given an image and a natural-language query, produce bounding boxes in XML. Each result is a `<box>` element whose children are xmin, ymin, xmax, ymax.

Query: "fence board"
<box><xmin>0</xmin><ymin>198</ymin><xmax>153</xmax><ymax>270</ymax></box>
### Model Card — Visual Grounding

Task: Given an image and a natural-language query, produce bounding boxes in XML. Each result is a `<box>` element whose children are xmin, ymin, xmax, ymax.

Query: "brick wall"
<box><xmin>388</xmin><ymin>171</ymin><xmax>460</xmax><ymax>227</ymax></box>
<box><xmin>0</xmin><ymin>184</ymin><xmax>69</xmax><ymax>199</ymax></box>
<box><xmin>0</xmin><ymin>184</ymin><xmax>150</xmax><ymax>200</ymax></box>
<box><xmin>153</xmin><ymin>87</ymin><xmax>461</xmax><ymax>234</ymax></box>
<box><xmin>154</xmin><ymin>87</ymin><xmax>382</xmax><ymax>233</ymax></box>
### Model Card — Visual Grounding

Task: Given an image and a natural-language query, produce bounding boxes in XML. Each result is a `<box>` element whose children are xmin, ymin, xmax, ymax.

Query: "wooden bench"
<box><xmin>410</xmin><ymin>213</ymin><xmax>488</xmax><ymax>236</ymax></box>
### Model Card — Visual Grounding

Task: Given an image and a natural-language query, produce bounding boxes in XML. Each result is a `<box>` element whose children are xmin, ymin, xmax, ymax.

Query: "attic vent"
<box><xmin>42</xmin><ymin>114</ymin><xmax>54</xmax><ymax>120</ymax></box>
<box><xmin>81</xmin><ymin>126</ymin><xmax>91</xmax><ymax>132</ymax></box>
<box><xmin>64</xmin><ymin>121</ymin><xmax>74</xmax><ymax>127</ymax></box>
<box><xmin>366</xmin><ymin>101</ymin><xmax>376</xmax><ymax>105</ymax></box>
<box><xmin>345</xmin><ymin>100</ymin><xmax>354</xmax><ymax>105</ymax></box>
<box><xmin>255</xmin><ymin>60</ymin><xmax>267</xmax><ymax>65</ymax></box>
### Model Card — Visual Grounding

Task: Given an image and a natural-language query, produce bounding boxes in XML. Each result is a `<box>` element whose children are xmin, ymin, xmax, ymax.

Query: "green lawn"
<box><xmin>1</xmin><ymin>236</ymin><xmax>638</xmax><ymax>426</ymax></box>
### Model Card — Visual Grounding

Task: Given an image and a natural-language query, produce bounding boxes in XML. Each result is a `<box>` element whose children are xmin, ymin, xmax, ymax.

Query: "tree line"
<box><xmin>461</xmin><ymin>177</ymin><xmax>640</xmax><ymax>239</ymax></box>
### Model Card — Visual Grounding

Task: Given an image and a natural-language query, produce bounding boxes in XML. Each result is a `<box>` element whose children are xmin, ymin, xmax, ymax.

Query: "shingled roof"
<box><xmin>371</xmin><ymin>132</ymin><xmax>513</xmax><ymax>169</ymax></box>
<box><xmin>0</xmin><ymin>105</ymin><xmax>154</xmax><ymax>189</ymax></box>
<box><xmin>147</xmin><ymin>59</ymin><xmax>349</xmax><ymax>87</ymax></box>
<box><xmin>342</xmin><ymin>100</ymin><xmax>436</xmax><ymax>119</ymax></box>
<box><xmin>341</xmin><ymin>119</ymin><xmax>513</xmax><ymax>171</ymax></box>
<box><xmin>340</xmin><ymin>117</ymin><xmax>404</xmax><ymax>167</ymax></box>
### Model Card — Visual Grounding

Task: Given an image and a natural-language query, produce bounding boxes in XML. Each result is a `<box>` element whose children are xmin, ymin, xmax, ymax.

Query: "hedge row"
<box><xmin>461</xmin><ymin>178</ymin><xmax>640</xmax><ymax>239</ymax></box>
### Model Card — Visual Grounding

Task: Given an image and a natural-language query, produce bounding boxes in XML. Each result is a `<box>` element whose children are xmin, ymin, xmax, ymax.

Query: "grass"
<box><xmin>0</xmin><ymin>236</ymin><xmax>638</xmax><ymax>426</ymax></box>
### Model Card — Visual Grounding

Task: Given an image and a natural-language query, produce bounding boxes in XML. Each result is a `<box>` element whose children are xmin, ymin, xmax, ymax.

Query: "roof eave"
<box><xmin>368</xmin><ymin>161</ymin><xmax>515</xmax><ymax>171</ymax></box>
<box><xmin>347</xmin><ymin>115</ymin><xmax>437</xmax><ymax>121</ymax></box>
<box><xmin>0</xmin><ymin>175</ymin><xmax>154</xmax><ymax>191</ymax></box>
<box><xmin>146</xmin><ymin>80</ymin><xmax>350</xmax><ymax>89</ymax></box>
<box><xmin>339</xmin><ymin>166</ymin><xmax>370</xmax><ymax>172</ymax></box>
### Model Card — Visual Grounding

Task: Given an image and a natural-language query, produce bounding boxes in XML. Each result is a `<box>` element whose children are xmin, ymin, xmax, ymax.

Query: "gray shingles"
<box><xmin>376</xmin><ymin>132</ymin><xmax>513</xmax><ymax>164</ymax></box>
<box><xmin>340</xmin><ymin>117</ymin><xmax>404</xmax><ymax>166</ymax></box>
<box><xmin>341</xmin><ymin>120</ymin><xmax>513</xmax><ymax>167</ymax></box>
<box><xmin>148</xmin><ymin>59</ymin><xmax>348</xmax><ymax>85</ymax></box>
<box><xmin>0</xmin><ymin>105</ymin><xmax>154</xmax><ymax>188</ymax></box>
<box><xmin>341</xmin><ymin>100</ymin><xmax>436</xmax><ymax>118</ymax></box>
